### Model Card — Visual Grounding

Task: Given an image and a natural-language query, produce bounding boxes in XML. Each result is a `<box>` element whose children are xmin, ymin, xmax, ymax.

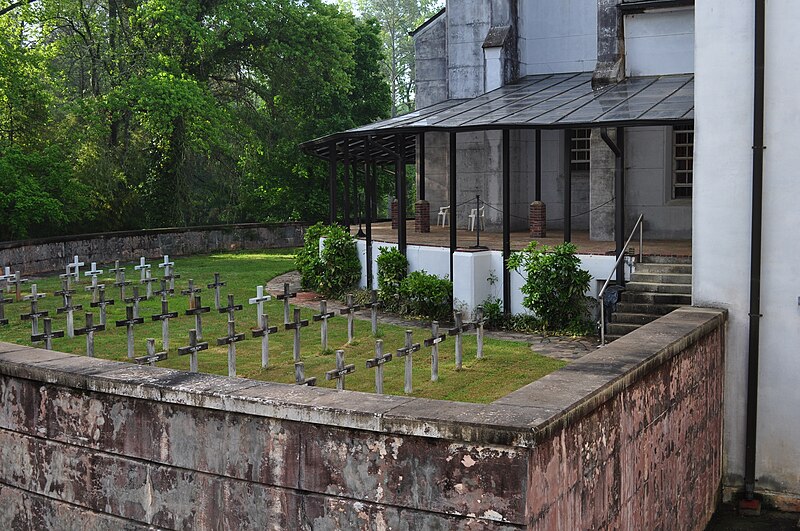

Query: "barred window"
<box><xmin>673</xmin><ymin>124</ymin><xmax>694</xmax><ymax>199</ymax></box>
<box><xmin>570</xmin><ymin>128</ymin><xmax>591</xmax><ymax>172</ymax></box>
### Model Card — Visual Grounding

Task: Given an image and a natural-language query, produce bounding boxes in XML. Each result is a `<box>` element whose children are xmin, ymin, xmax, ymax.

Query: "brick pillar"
<box><xmin>391</xmin><ymin>199</ymin><xmax>399</xmax><ymax>229</ymax></box>
<box><xmin>415</xmin><ymin>200</ymin><xmax>430</xmax><ymax>233</ymax></box>
<box><xmin>530</xmin><ymin>201</ymin><xmax>546</xmax><ymax>238</ymax></box>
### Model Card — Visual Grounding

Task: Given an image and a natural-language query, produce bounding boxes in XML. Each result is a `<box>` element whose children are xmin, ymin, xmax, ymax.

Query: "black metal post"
<box><xmin>418</xmin><ymin>133</ymin><xmax>426</xmax><ymax>201</ymax></box>
<box><xmin>449</xmin><ymin>131</ymin><xmax>457</xmax><ymax>282</ymax></box>
<box><xmin>535</xmin><ymin>129</ymin><xmax>542</xmax><ymax>201</ymax></box>
<box><xmin>397</xmin><ymin>133</ymin><xmax>407</xmax><ymax>257</ymax></box>
<box><xmin>502</xmin><ymin>129</ymin><xmax>511</xmax><ymax>315</ymax></box>
<box><xmin>365</xmin><ymin>137</ymin><xmax>373</xmax><ymax>289</ymax></box>
<box><xmin>343</xmin><ymin>146</ymin><xmax>351</xmax><ymax>230</ymax></box>
<box><xmin>563</xmin><ymin>129</ymin><xmax>572</xmax><ymax>243</ymax></box>
<box><xmin>328</xmin><ymin>141</ymin><xmax>337</xmax><ymax>225</ymax></box>
<box><xmin>615</xmin><ymin>127</ymin><xmax>626</xmax><ymax>286</ymax></box>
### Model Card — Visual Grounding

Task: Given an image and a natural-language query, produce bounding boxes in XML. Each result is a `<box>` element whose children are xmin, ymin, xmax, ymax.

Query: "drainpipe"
<box><xmin>744</xmin><ymin>0</ymin><xmax>766</xmax><ymax>503</ymax></box>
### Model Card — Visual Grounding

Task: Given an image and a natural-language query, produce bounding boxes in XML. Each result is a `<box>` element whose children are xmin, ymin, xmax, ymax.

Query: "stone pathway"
<box><xmin>267</xmin><ymin>271</ymin><xmax>599</xmax><ymax>362</ymax></box>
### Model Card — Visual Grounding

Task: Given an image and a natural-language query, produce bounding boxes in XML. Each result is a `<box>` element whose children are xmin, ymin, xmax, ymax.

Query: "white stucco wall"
<box><xmin>519</xmin><ymin>0</ymin><xmax>597</xmax><ymax>75</ymax></box>
<box><xmin>625</xmin><ymin>8</ymin><xmax>694</xmax><ymax>76</ymax></box>
<box><xmin>694</xmin><ymin>0</ymin><xmax>800</xmax><ymax>499</ymax></box>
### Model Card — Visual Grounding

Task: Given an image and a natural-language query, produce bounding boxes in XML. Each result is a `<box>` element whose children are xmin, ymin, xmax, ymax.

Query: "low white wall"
<box><xmin>353</xmin><ymin>240</ymin><xmax>621</xmax><ymax>318</ymax></box>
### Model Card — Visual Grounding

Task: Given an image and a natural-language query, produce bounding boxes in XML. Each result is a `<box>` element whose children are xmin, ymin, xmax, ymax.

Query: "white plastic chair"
<box><xmin>437</xmin><ymin>206</ymin><xmax>450</xmax><ymax>226</ymax></box>
<box><xmin>468</xmin><ymin>206</ymin><xmax>486</xmax><ymax>231</ymax></box>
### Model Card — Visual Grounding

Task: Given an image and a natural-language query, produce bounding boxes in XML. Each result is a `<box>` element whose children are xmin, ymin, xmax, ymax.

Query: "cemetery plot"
<box><xmin>0</xmin><ymin>249</ymin><xmax>565</xmax><ymax>403</ymax></box>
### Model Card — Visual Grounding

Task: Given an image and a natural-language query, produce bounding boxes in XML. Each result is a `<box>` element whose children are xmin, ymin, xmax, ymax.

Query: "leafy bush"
<box><xmin>481</xmin><ymin>296</ymin><xmax>504</xmax><ymax>329</ymax></box>
<box><xmin>507</xmin><ymin>241</ymin><xmax>593</xmax><ymax>335</ymax></box>
<box><xmin>376</xmin><ymin>246</ymin><xmax>407</xmax><ymax>312</ymax></box>
<box><xmin>296</xmin><ymin>223</ymin><xmax>361</xmax><ymax>298</ymax></box>
<box><xmin>398</xmin><ymin>270</ymin><xmax>452</xmax><ymax>321</ymax></box>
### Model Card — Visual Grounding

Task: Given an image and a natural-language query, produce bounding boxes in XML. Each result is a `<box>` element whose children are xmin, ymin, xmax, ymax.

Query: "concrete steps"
<box><xmin>604</xmin><ymin>256</ymin><xmax>692</xmax><ymax>343</ymax></box>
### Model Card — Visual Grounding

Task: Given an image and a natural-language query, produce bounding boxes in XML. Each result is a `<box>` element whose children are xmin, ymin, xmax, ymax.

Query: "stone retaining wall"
<box><xmin>0</xmin><ymin>223</ymin><xmax>306</xmax><ymax>276</ymax></box>
<box><xmin>0</xmin><ymin>307</ymin><xmax>726</xmax><ymax>529</ymax></box>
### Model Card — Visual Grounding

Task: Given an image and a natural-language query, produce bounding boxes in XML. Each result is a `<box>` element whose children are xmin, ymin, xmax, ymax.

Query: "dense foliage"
<box><xmin>507</xmin><ymin>242</ymin><xmax>593</xmax><ymax>335</ymax></box>
<box><xmin>0</xmin><ymin>0</ymin><xmax>390</xmax><ymax>239</ymax></box>
<box><xmin>296</xmin><ymin>223</ymin><xmax>360</xmax><ymax>298</ymax></box>
<box><xmin>376</xmin><ymin>245</ymin><xmax>407</xmax><ymax>310</ymax></box>
<box><xmin>397</xmin><ymin>270</ymin><xmax>452</xmax><ymax>321</ymax></box>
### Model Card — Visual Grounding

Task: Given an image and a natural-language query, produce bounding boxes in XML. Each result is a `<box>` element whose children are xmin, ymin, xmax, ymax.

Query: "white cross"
<box><xmin>134</xmin><ymin>257</ymin><xmax>151</xmax><ymax>281</ymax></box>
<box><xmin>0</xmin><ymin>266</ymin><xmax>10</xmax><ymax>292</ymax></box>
<box><xmin>84</xmin><ymin>262</ymin><xmax>103</xmax><ymax>279</ymax></box>
<box><xmin>67</xmin><ymin>255</ymin><xmax>85</xmax><ymax>280</ymax></box>
<box><xmin>248</xmin><ymin>285</ymin><xmax>272</xmax><ymax>323</ymax></box>
<box><xmin>158</xmin><ymin>255</ymin><xmax>174</xmax><ymax>276</ymax></box>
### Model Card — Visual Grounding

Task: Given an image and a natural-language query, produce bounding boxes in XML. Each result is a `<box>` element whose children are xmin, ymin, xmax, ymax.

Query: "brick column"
<box><xmin>391</xmin><ymin>199</ymin><xmax>399</xmax><ymax>229</ymax></box>
<box><xmin>415</xmin><ymin>200</ymin><xmax>431</xmax><ymax>233</ymax></box>
<box><xmin>530</xmin><ymin>201</ymin><xmax>546</xmax><ymax>238</ymax></box>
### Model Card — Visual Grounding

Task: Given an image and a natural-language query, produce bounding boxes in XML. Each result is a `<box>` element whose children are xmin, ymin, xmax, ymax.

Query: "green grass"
<box><xmin>0</xmin><ymin>249</ymin><xmax>566</xmax><ymax>403</ymax></box>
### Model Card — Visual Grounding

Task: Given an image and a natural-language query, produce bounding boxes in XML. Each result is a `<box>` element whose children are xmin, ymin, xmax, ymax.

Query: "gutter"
<box><xmin>743</xmin><ymin>0</ymin><xmax>766</xmax><ymax>505</ymax></box>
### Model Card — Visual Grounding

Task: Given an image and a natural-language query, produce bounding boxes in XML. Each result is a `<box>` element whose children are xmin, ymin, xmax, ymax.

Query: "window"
<box><xmin>672</xmin><ymin>124</ymin><xmax>694</xmax><ymax>199</ymax></box>
<box><xmin>570</xmin><ymin>128</ymin><xmax>591</xmax><ymax>172</ymax></box>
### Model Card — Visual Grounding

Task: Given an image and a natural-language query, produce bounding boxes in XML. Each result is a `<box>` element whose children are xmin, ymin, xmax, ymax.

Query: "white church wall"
<box><xmin>625</xmin><ymin>8</ymin><xmax>694</xmax><ymax>76</ymax></box>
<box><xmin>694</xmin><ymin>0</ymin><xmax>800</xmax><ymax>500</ymax></box>
<box><xmin>519</xmin><ymin>0</ymin><xmax>597</xmax><ymax>75</ymax></box>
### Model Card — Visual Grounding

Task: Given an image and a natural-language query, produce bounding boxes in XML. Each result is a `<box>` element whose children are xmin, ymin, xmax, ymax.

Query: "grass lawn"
<box><xmin>0</xmin><ymin>249</ymin><xmax>566</xmax><ymax>403</ymax></box>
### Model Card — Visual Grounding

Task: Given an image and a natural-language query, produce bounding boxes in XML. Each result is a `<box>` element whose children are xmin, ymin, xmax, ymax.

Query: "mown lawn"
<box><xmin>0</xmin><ymin>249</ymin><xmax>566</xmax><ymax>403</ymax></box>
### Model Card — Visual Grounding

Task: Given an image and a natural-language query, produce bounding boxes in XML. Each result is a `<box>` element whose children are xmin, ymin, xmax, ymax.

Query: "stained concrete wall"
<box><xmin>414</xmin><ymin>13</ymin><xmax>448</xmax><ymax>108</ymax></box>
<box><xmin>625</xmin><ymin>8</ymin><xmax>694</xmax><ymax>77</ymax></box>
<box><xmin>0</xmin><ymin>223</ymin><xmax>306</xmax><ymax>276</ymax></box>
<box><xmin>0</xmin><ymin>307</ymin><xmax>725</xmax><ymax>528</ymax></box>
<box><xmin>694</xmin><ymin>0</ymin><xmax>800</xmax><ymax>507</ymax></box>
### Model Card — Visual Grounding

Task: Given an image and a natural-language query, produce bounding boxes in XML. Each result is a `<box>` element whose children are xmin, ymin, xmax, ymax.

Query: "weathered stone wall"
<box><xmin>0</xmin><ymin>223</ymin><xmax>306</xmax><ymax>276</ymax></box>
<box><xmin>0</xmin><ymin>307</ymin><xmax>725</xmax><ymax>529</ymax></box>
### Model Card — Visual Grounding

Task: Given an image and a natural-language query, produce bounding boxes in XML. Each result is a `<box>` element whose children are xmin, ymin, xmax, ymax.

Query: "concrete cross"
<box><xmin>448</xmin><ymin>312</ymin><xmax>476</xmax><ymax>371</ymax></box>
<box><xmin>185</xmin><ymin>295</ymin><xmax>211</xmax><ymax>340</ymax></box>
<box><xmin>135</xmin><ymin>338</ymin><xmax>168</xmax><ymax>366</ymax></box>
<box><xmin>56</xmin><ymin>292</ymin><xmax>83</xmax><ymax>338</ymax></box>
<box><xmin>284</xmin><ymin>308</ymin><xmax>309</xmax><ymax>362</ymax></box>
<box><xmin>178</xmin><ymin>329</ymin><xmax>208</xmax><ymax>373</ymax></box>
<box><xmin>141</xmin><ymin>268</ymin><xmax>158</xmax><ymax>300</ymax></box>
<box><xmin>67</xmin><ymin>255</ymin><xmax>84</xmax><ymax>282</ymax></box>
<box><xmin>338</xmin><ymin>294</ymin><xmax>362</xmax><ymax>344</ymax></box>
<box><xmin>475</xmin><ymin>306</ymin><xmax>485</xmax><ymax>359</ymax></box>
<box><xmin>252</xmin><ymin>313</ymin><xmax>278</xmax><ymax>369</ymax></box>
<box><xmin>366</xmin><ymin>339</ymin><xmax>393</xmax><ymax>394</ymax></box>
<box><xmin>108</xmin><ymin>260</ymin><xmax>125</xmax><ymax>285</ymax></box>
<box><xmin>396</xmin><ymin>329</ymin><xmax>421</xmax><ymax>394</ymax></box>
<box><xmin>114</xmin><ymin>268</ymin><xmax>132</xmax><ymax>301</ymax></box>
<box><xmin>8</xmin><ymin>271</ymin><xmax>28</xmax><ymax>302</ymax></box>
<box><xmin>325</xmin><ymin>350</ymin><xmax>355</xmax><ymax>391</ymax></box>
<box><xmin>56</xmin><ymin>274</ymin><xmax>76</xmax><ymax>307</ymax></box>
<box><xmin>424</xmin><ymin>321</ymin><xmax>448</xmax><ymax>382</ymax></box>
<box><xmin>154</xmin><ymin>279</ymin><xmax>174</xmax><ymax>298</ymax></box>
<box><xmin>248</xmin><ymin>285</ymin><xmax>271</xmax><ymax>328</ymax></box>
<box><xmin>181</xmin><ymin>279</ymin><xmax>202</xmax><ymax>309</ymax></box>
<box><xmin>206</xmin><ymin>273</ymin><xmax>226</xmax><ymax>311</ymax></box>
<box><xmin>84</xmin><ymin>262</ymin><xmax>105</xmax><ymax>303</ymax></box>
<box><xmin>158</xmin><ymin>255</ymin><xmax>180</xmax><ymax>291</ymax></box>
<box><xmin>124</xmin><ymin>286</ymin><xmax>146</xmax><ymax>319</ymax></box>
<box><xmin>151</xmin><ymin>294</ymin><xmax>178</xmax><ymax>350</ymax></box>
<box><xmin>0</xmin><ymin>266</ymin><xmax>11</xmax><ymax>293</ymax></box>
<box><xmin>89</xmin><ymin>287</ymin><xmax>115</xmax><ymax>326</ymax></box>
<box><xmin>364</xmin><ymin>289</ymin><xmax>383</xmax><ymax>336</ymax></box>
<box><xmin>75</xmin><ymin>313</ymin><xmax>105</xmax><ymax>358</ymax></box>
<box><xmin>134</xmin><ymin>257</ymin><xmax>151</xmax><ymax>283</ymax></box>
<box><xmin>31</xmin><ymin>318</ymin><xmax>63</xmax><ymax>350</ymax></box>
<box><xmin>219</xmin><ymin>293</ymin><xmax>243</xmax><ymax>322</ymax></box>
<box><xmin>313</xmin><ymin>300</ymin><xmax>335</xmax><ymax>351</ymax></box>
<box><xmin>216</xmin><ymin>318</ymin><xmax>245</xmax><ymax>377</ymax></box>
<box><xmin>21</xmin><ymin>284</ymin><xmax>49</xmax><ymax>336</ymax></box>
<box><xmin>0</xmin><ymin>292</ymin><xmax>10</xmax><ymax>325</ymax></box>
<box><xmin>115</xmin><ymin>305</ymin><xmax>145</xmax><ymax>359</ymax></box>
<box><xmin>276</xmin><ymin>282</ymin><xmax>297</xmax><ymax>324</ymax></box>
<box><xmin>295</xmin><ymin>361</ymin><xmax>316</xmax><ymax>386</ymax></box>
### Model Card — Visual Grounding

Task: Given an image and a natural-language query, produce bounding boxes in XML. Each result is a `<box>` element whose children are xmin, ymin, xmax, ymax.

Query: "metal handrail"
<box><xmin>598</xmin><ymin>214</ymin><xmax>644</xmax><ymax>346</ymax></box>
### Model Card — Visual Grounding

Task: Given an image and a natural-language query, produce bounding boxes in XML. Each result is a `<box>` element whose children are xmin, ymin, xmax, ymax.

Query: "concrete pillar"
<box><xmin>415</xmin><ymin>200</ymin><xmax>431</xmax><ymax>233</ymax></box>
<box><xmin>529</xmin><ymin>201</ymin><xmax>546</xmax><ymax>238</ymax></box>
<box><xmin>590</xmin><ymin>129</ymin><xmax>616</xmax><ymax>241</ymax></box>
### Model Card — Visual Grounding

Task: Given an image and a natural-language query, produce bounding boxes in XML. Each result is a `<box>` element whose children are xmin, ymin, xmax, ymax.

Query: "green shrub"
<box><xmin>398</xmin><ymin>270</ymin><xmax>452</xmax><ymax>321</ymax></box>
<box><xmin>296</xmin><ymin>223</ymin><xmax>361</xmax><ymax>298</ymax></box>
<box><xmin>376</xmin><ymin>246</ymin><xmax>407</xmax><ymax>312</ymax></box>
<box><xmin>481</xmin><ymin>296</ymin><xmax>504</xmax><ymax>329</ymax></box>
<box><xmin>507</xmin><ymin>241</ymin><xmax>593</xmax><ymax>335</ymax></box>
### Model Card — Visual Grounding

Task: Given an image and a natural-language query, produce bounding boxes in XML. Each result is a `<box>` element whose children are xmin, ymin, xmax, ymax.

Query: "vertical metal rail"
<box><xmin>502</xmin><ymin>129</ymin><xmax>511</xmax><ymax>315</ymax></box>
<box><xmin>449</xmin><ymin>131</ymin><xmax>457</xmax><ymax>283</ymax></box>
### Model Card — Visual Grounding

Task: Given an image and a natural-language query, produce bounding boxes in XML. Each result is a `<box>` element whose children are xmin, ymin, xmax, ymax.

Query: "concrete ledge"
<box><xmin>0</xmin><ymin>306</ymin><xmax>726</xmax><ymax>448</ymax></box>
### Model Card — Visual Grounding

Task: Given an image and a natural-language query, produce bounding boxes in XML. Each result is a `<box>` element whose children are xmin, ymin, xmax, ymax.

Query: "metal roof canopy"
<box><xmin>301</xmin><ymin>72</ymin><xmax>694</xmax><ymax>162</ymax></box>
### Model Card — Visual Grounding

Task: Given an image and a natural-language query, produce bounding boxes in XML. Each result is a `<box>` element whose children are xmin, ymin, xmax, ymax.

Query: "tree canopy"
<box><xmin>0</xmin><ymin>0</ymin><xmax>390</xmax><ymax>239</ymax></box>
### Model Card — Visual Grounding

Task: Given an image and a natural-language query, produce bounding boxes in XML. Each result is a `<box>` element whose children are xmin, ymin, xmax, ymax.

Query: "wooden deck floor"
<box><xmin>354</xmin><ymin>221</ymin><xmax>692</xmax><ymax>257</ymax></box>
